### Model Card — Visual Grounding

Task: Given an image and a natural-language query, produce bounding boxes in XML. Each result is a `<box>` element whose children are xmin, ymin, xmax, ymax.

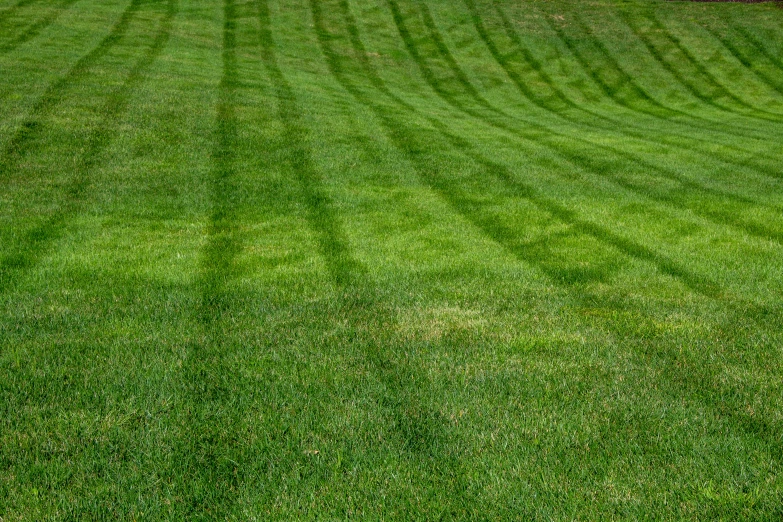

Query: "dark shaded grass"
<box><xmin>257</xmin><ymin>0</ymin><xmax>359</xmax><ymax>289</ymax></box>
<box><xmin>0</xmin><ymin>0</ymin><xmax>36</xmax><ymax>25</ymax></box>
<box><xmin>166</xmin><ymin>0</ymin><xmax>332</xmax><ymax>514</ymax></box>
<box><xmin>0</xmin><ymin>268</ymin><xmax>197</xmax><ymax>518</ymax></box>
<box><xmin>171</xmin><ymin>0</ymin><xmax>246</xmax><ymax>516</ymax></box>
<box><xmin>324</xmin><ymin>0</ymin><xmax>708</xmax><ymax>297</ymax></box>
<box><xmin>732</xmin><ymin>23</ymin><xmax>783</xmax><ymax>73</ymax></box>
<box><xmin>163</xmin><ymin>0</ymin><xmax>461</xmax><ymax>514</ymax></box>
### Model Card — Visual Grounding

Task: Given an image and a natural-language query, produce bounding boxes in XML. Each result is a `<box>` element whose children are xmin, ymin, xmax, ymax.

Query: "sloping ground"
<box><xmin>1</xmin><ymin>0</ymin><xmax>782</xmax><ymax>519</ymax></box>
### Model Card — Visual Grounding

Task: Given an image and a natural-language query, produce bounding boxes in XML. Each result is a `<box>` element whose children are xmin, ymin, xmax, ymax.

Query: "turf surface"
<box><xmin>1</xmin><ymin>0</ymin><xmax>783</xmax><ymax>518</ymax></box>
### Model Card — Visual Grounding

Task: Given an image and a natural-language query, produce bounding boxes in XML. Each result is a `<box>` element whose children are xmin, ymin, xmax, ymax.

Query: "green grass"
<box><xmin>1</xmin><ymin>0</ymin><xmax>783</xmax><ymax>518</ymax></box>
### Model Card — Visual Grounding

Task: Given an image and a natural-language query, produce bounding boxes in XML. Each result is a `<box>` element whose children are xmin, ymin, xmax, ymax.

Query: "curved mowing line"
<box><xmin>432</xmin><ymin>0</ymin><xmax>783</xmax><ymax>230</ymax></box>
<box><xmin>463</xmin><ymin>0</ymin><xmax>783</xmax><ymax>185</ymax></box>
<box><xmin>473</xmin><ymin>6</ymin><xmax>783</xmax><ymax>240</ymax></box>
<box><xmin>438</xmin><ymin>128</ymin><xmax>723</xmax><ymax>299</ymax></box>
<box><xmin>259</xmin><ymin>0</ymin><xmax>447</xmax><ymax>451</ymax></box>
<box><xmin>0</xmin><ymin>0</ymin><xmax>81</xmax><ymax>55</ymax></box>
<box><xmin>0</xmin><ymin>0</ymin><xmax>175</xmax><ymax>293</ymax></box>
<box><xmin>256</xmin><ymin>0</ymin><xmax>359</xmax><ymax>290</ymax></box>
<box><xmin>397</xmin><ymin>0</ymin><xmax>501</xmax><ymax>115</ymax></box>
<box><xmin>522</xmin><ymin>0</ymin><xmax>783</xmax><ymax>151</ymax></box>
<box><xmin>408</xmin><ymin>91</ymin><xmax>783</xmax><ymax>472</ymax></box>
<box><xmin>538</xmin><ymin>6</ymin><xmax>683</xmax><ymax>113</ymax></box>
<box><xmin>0</xmin><ymin>0</ymin><xmax>144</xmax><ymax>176</ymax></box>
<box><xmin>528</xmin><ymin>1</ymin><xmax>783</xmax><ymax>144</ymax></box>
<box><xmin>464</xmin><ymin>0</ymin><xmax>593</xmax><ymax>116</ymax></box>
<box><xmin>619</xmin><ymin>9</ymin><xmax>758</xmax><ymax>118</ymax></box>
<box><xmin>618</xmin><ymin>8</ymin><xmax>783</xmax><ymax>122</ymax></box>
<box><xmin>654</xmin><ymin>13</ymin><xmax>783</xmax><ymax>117</ymax></box>
<box><xmin>733</xmin><ymin>24</ymin><xmax>783</xmax><ymax>76</ymax></box>
<box><xmin>700</xmin><ymin>23</ymin><xmax>783</xmax><ymax>97</ymax></box>
<box><xmin>318</xmin><ymin>0</ymin><xmax>783</xmax><ymax>462</ymax></box>
<box><xmin>384</xmin><ymin>0</ymin><xmax>783</xmax><ymax>247</ymax></box>
<box><xmin>650</xmin><ymin>12</ymin><xmax>783</xmax><ymax>117</ymax></box>
<box><xmin>314</xmin><ymin>0</ymin><xmax>722</xmax><ymax>300</ymax></box>
<box><xmin>376</xmin><ymin>0</ymin><xmax>782</xmax><ymax>296</ymax></box>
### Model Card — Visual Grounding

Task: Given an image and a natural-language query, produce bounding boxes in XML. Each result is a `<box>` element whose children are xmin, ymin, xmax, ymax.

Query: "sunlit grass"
<box><xmin>1</xmin><ymin>0</ymin><xmax>782</xmax><ymax>519</ymax></box>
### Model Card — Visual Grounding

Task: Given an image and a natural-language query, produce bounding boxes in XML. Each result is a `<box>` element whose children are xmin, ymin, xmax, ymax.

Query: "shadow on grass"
<box><xmin>258</xmin><ymin>0</ymin><xmax>460</xmax><ymax>492</ymax></box>
<box><xmin>258</xmin><ymin>1</ymin><xmax>473</xmax><ymax>514</ymax></box>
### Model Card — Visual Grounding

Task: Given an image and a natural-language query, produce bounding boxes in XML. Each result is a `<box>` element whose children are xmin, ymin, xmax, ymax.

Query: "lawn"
<box><xmin>1</xmin><ymin>0</ymin><xmax>782</xmax><ymax>519</ymax></box>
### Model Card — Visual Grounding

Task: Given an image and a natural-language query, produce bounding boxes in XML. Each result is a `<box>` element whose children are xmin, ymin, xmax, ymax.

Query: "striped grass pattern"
<box><xmin>1</xmin><ymin>0</ymin><xmax>782</xmax><ymax>518</ymax></box>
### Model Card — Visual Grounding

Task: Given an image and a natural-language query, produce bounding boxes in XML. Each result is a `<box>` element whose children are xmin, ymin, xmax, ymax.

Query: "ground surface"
<box><xmin>1</xmin><ymin>0</ymin><xmax>783</xmax><ymax>519</ymax></box>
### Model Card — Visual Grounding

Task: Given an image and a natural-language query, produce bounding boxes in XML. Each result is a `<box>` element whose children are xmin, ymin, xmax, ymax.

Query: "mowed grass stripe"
<box><xmin>0</xmin><ymin>0</ymin><xmax>80</xmax><ymax>55</ymax></box>
<box><xmin>459</xmin><ymin>0</ymin><xmax>782</xmax><ymax>186</ymax></box>
<box><xmin>0</xmin><ymin>0</ymin><xmax>35</xmax><ymax>25</ymax></box>
<box><xmin>423</xmin><ymin>0</ymin><xmax>783</xmax><ymax>175</ymax></box>
<box><xmin>380</xmin><ymin>0</ymin><xmax>783</xmax><ymax>248</ymax></box>
<box><xmin>0</xmin><ymin>0</ymin><xmax>176</xmax><ymax>292</ymax></box>
<box><xmin>401</xmin><ymin>0</ymin><xmax>783</xmax><ymax>449</ymax></box>
<box><xmin>699</xmin><ymin>23</ymin><xmax>783</xmax><ymax>99</ymax></box>
<box><xmin>531</xmin><ymin>1</ymin><xmax>781</xmax><ymax>140</ymax></box>
<box><xmin>1</xmin><ymin>0</ymin><xmax>782</xmax><ymax>518</ymax></box>
<box><xmin>309</xmin><ymin>1</ymin><xmax>533</xmax><ymax>516</ymax></box>
<box><xmin>314</xmin><ymin>0</ymin><xmax>715</xmax><ymax>298</ymax></box>
<box><xmin>484</xmin><ymin>2</ymin><xmax>781</xmax><ymax>188</ymax></box>
<box><xmin>173</xmin><ymin>0</ymin><xmax>247</xmax><ymax>515</ymax></box>
<box><xmin>257</xmin><ymin>0</ymin><xmax>359</xmax><ymax>288</ymax></box>
<box><xmin>0</xmin><ymin>0</ymin><xmax>143</xmax><ymax>170</ymax></box>
<box><xmin>350</xmin><ymin>0</ymin><xmax>783</xmax><ymax>316</ymax></box>
<box><xmin>260</xmin><ymin>1</ymin><xmax>486</xmax><ymax>515</ymax></box>
<box><xmin>446</xmin><ymin>1</ymin><xmax>783</xmax><ymax>215</ymax></box>
<box><xmin>320</xmin><ymin>0</ymin><xmax>783</xmax><ymax>470</ymax></box>
<box><xmin>732</xmin><ymin>20</ymin><xmax>783</xmax><ymax>75</ymax></box>
<box><xmin>492</xmin><ymin>0</ymin><xmax>783</xmax><ymax>161</ymax></box>
<box><xmin>654</xmin><ymin>11</ymin><xmax>783</xmax><ymax>112</ymax></box>
<box><xmin>618</xmin><ymin>6</ymin><xmax>783</xmax><ymax>121</ymax></box>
